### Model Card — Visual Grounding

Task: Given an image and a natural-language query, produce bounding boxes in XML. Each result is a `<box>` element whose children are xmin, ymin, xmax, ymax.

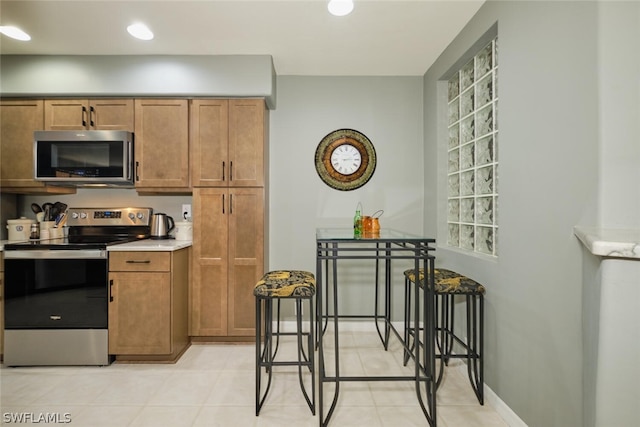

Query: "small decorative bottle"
<box><xmin>354</xmin><ymin>207</ymin><xmax>363</xmax><ymax>239</ymax></box>
<box><xmin>30</xmin><ymin>223</ymin><xmax>40</xmax><ymax>240</ymax></box>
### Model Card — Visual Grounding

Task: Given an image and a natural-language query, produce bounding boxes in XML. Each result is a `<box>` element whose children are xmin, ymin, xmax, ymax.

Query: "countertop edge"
<box><xmin>107</xmin><ymin>239</ymin><xmax>192</xmax><ymax>251</ymax></box>
<box><xmin>574</xmin><ymin>226</ymin><xmax>640</xmax><ymax>259</ymax></box>
<box><xmin>1</xmin><ymin>239</ymin><xmax>192</xmax><ymax>252</ymax></box>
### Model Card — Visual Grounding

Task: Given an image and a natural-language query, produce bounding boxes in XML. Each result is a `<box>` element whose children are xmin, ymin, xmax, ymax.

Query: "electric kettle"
<box><xmin>149</xmin><ymin>213</ymin><xmax>175</xmax><ymax>239</ymax></box>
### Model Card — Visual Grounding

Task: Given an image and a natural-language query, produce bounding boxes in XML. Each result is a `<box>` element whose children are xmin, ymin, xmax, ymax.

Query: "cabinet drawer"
<box><xmin>109</xmin><ymin>252</ymin><xmax>170</xmax><ymax>272</ymax></box>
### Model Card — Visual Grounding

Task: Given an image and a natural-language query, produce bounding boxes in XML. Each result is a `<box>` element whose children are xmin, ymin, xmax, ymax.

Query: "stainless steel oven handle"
<box><xmin>4</xmin><ymin>250</ymin><xmax>107</xmax><ymax>260</ymax></box>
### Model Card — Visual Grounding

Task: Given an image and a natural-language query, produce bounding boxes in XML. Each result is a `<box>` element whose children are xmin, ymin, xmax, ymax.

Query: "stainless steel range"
<box><xmin>3</xmin><ymin>207</ymin><xmax>152</xmax><ymax>366</ymax></box>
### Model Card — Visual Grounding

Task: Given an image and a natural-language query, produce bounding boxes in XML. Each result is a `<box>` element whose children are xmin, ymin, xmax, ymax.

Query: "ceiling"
<box><xmin>0</xmin><ymin>0</ymin><xmax>485</xmax><ymax>76</ymax></box>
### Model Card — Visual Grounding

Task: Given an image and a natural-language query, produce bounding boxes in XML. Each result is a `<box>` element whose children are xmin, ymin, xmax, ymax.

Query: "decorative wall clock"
<box><xmin>314</xmin><ymin>128</ymin><xmax>376</xmax><ymax>191</ymax></box>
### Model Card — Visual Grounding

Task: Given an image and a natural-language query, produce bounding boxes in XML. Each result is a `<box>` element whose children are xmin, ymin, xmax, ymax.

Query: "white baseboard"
<box><xmin>452</xmin><ymin>363</ymin><xmax>528</xmax><ymax>427</ymax></box>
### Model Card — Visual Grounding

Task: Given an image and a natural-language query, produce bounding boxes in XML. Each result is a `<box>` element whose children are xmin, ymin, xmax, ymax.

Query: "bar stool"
<box><xmin>254</xmin><ymin>270</ymin><xmax>316</xmax><ymax>416</ymax></box>
<box><xmin>403</xmin><ymin>268</ymin><xmax>485</xmax><ymax>405</ymax></box>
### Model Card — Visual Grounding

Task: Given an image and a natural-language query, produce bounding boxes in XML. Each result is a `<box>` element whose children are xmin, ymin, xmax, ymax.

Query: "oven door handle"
<box><xmin>4</xmin><ymin>250</ymin><xmax>107</xmax><ymax>259</ymax></box>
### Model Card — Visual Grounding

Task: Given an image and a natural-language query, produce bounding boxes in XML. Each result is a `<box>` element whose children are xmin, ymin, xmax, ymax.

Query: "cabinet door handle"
<box><xmin>89</xmin><ymin>106</ymin><xmax>95</xmax><ymax>127</ymax></box>
<box><xmin>82</xmin><ymin>106</ymin><xmax>88</xmax><ymax>127</ymax></box>
<box><xmin>125</xmin><ymin>260</ymin><xmax>151</xmax><ymax>264</ymax></box>
<box><xmin>222</xmin><ymin>194</ymin><xmax>225</xmax><ymax>214</ymax></box>
<box><xmin>135</xmin><ymin>161</ymin><xmax>140</xmax><ymax>181</ymax></box>
<box><xmin>109</xmin><ymin>279</ymin><xmax>114</xmax><ymax>302</ymax></box>
<box><xmin>222</xmin><ymin>161</ymin><xmax>225</xmax><ymax>181</ymax></box>
<box><xmin>230</xmin><ymin>193</ymin><xmax>233</xmax><ymax>215</ymax></box>
<box><xmin>126</xmin><ymin>141</ymin><xmax>133</xmax><ymax>181</ymax></box>
<box><xmin>230</xmin><ymin>161</ymin><xmax>233</xmax><ymax>182</ymax></box>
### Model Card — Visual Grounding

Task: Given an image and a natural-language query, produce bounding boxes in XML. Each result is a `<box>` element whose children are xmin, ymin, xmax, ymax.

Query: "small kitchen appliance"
<box><xmin>34</xmin><ymin>130</ymin><xmax>134</xmax><ymax>186</ymax></box>
<box><xmin>150</xmin><ymin>212</ymin><xmax>175</xmax><ymax>239</ymax></box>
<box><xmin>3</xmin><ymin>207</ymin><xmax>152</xmax><ymax>366</ymax></box>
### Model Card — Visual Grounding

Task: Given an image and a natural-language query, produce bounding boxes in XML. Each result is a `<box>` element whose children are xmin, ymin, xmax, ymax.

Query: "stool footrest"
<box><xmin>266</xmin><ymin>331</ymin><xmax>312</xmax><ymax>337</ymax></box>
<box><xmin>259</xmin><ymin>361</ymin><xmax>313</xmax><ymax>368</ymax></box>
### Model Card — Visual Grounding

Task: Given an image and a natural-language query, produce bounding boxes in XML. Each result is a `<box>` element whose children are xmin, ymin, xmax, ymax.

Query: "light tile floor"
<box><xmin>1</xmin><ymin>325</ymin><xmax>509</xmax><ymax>427</ymax></box>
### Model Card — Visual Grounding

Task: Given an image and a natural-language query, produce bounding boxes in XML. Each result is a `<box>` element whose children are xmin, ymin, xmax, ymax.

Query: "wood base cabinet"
<box><xmin>191</xmin><ymin>188</ymin><xmax>265</xmax><ymax>338</ymax></box>
<box><xmin>108</xmin><ymin>248</ymin><xmax>189</xmax><ymax>362</ymax></box>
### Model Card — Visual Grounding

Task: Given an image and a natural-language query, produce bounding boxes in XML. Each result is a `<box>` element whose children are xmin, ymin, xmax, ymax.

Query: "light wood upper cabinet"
<box><xmin>191</xmin><ymin>99</ymin><xmax>228</xmax><ymax>187</ymax></box>
<box><xmin>1</xmin><ymin>99</ymin><xmax>76</xmax><ymax>194</ymax></box>
<box><xmin>191</xmin><ymin>187</ymin><xmax>264</xmax><ymax>337</ymax></box>
<box><xmin>44</xmin><ymin>99</ymin><xmax>134</xmax><ymax>130</ymax></box>
<box><xmin>1</xmin><ymin>99</ymin><xmax>45</xmax><ymax>189</ymax></box>
<box><xmin>191</xmin><ymin>98</ymin><xmax>266</xmax><ymax>187</ymax></box>
<box><xmin>134</xmin><ymin>99</ymin><xmax>190</xmax><ymax>189</ymax></box>
<box><xmin>229</xmin><ymin>99</ymin><xmax>266</xmax><ymax>187</ymax></box>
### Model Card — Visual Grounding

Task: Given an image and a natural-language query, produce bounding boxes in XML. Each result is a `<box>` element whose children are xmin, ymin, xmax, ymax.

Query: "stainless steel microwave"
<box><xmin>34</xmin><ymin>130</ymin><xmax>134</xmax><ymax>186</ymax></box>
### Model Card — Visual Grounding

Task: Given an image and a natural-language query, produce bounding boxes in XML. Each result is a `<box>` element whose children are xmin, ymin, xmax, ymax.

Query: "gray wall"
<box><xmin>269</xmin><ymin>76</ymin><xmax>426</xmax><ymax>315</ymax></box>
<box><xmin>597</xmin><ymin>2</ymin><xmax>640</xmax><ymax>226</ymax></box>
<box><xmin>424</xmin><ymin>1</ymin><xmax>638</xmax><ymax>426</ymax></box>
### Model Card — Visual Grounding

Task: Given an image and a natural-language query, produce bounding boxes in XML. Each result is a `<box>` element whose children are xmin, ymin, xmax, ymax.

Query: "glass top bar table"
<box><xmin>315</xmin><ymin>228</ymin><xmax>437</xmax><ymax>426</ymax></box>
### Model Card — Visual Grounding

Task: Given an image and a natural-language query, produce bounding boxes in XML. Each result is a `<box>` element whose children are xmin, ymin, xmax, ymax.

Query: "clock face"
<box><xmin>315</xmin><ymin>129</ymin><xmax>376</xmax><ymax>191</ymax></box>
<box><xmin>330</xmin><ymin>144</ymin><xmax>361</xmax><ymax>176</ymax></box>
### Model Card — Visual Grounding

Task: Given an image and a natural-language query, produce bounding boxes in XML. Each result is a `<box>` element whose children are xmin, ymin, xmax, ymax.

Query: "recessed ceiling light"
<box><xmin>0</xmin><ymin>26</ymin><xmax>31</xmax><ymax>41</ymax></box>
<box><xmin>328</xmin><ymin>0</ymin><xmax>354</xmax><ymax>17</ymax></box>
<box><xmin>127</xmin><ymin>23</ymin><xmax>154</xmax><ymax>41</ymax></box>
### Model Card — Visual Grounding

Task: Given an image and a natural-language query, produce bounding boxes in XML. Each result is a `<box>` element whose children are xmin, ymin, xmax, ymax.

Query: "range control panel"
<box><xmin>66</xmin><ymin>207</ymin><xmax>153</xmax><ymax>227</ymax></box>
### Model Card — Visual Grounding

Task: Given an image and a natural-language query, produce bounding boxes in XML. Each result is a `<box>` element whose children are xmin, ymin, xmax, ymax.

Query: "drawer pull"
<box><xmin>126</xmin><ymin>260</ymin><xmax>151</xmax><ymax>264</ymax></box>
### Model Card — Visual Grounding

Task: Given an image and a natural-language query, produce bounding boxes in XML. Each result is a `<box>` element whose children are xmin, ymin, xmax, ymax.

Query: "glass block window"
<box><xmin>447</xmin><ymin>37</ymin><xmax>498</xmax><ymax>256</ymax></box>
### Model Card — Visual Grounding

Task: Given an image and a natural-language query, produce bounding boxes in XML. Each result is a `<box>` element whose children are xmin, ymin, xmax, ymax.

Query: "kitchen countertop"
<box><xmin>574</xmin><ymin>226</ymin><xmax>640</xmax><ymax>259</ymax></box>
<box><xmin>0</xmin><ymin>239</ymin><xmax>192</xmax><ymax>252</ymax></box>
<box><xmin>107</xmin><ymin>238</ymin><xmax>192</xmax><ymax>251</ymax></box>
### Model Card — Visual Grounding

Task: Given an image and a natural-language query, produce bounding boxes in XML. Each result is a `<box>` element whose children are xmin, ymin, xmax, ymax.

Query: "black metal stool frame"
<box><xmin>255</xmin><ymin>292</ymin><xmax>315</xmax><ymax>416</ymax></box>
<box><xmin>403</xmin><ymin>272</ymin><xmax>485</xmax><ymax>405</ymax></box>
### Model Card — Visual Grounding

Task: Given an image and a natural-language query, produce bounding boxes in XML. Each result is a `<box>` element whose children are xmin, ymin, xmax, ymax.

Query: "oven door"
<box><xmin>3</xmin><ymin>249</ymin><xmax>111</xmax><ymax>366</ymax></box>
<box><xmin>4</xmin><ymin>249</ymin><xmax>108</xmax><ymax>329</ymax></box>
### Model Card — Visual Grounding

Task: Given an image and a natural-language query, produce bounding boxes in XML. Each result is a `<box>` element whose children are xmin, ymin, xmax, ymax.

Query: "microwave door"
<box><xmin>34</xmin><ymin>130</ymin><xmax>134</xmax><ymax>185</ymax></box>
<box><xmin>57</xmin><ymin>143</ymin><xmax>108</xmax><ymax>177</ymax></box>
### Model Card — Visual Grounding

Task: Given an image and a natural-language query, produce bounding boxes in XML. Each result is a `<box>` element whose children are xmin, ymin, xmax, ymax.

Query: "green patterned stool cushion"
<box><xmin>403</xmin><ymin>268</ymin><xmax>486</xmax><ymax>294</ymax></box>
<box><xmin>254</xmin><ymin>270</ymin><xmax>316</xmax><ymax>298</ymax></box>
